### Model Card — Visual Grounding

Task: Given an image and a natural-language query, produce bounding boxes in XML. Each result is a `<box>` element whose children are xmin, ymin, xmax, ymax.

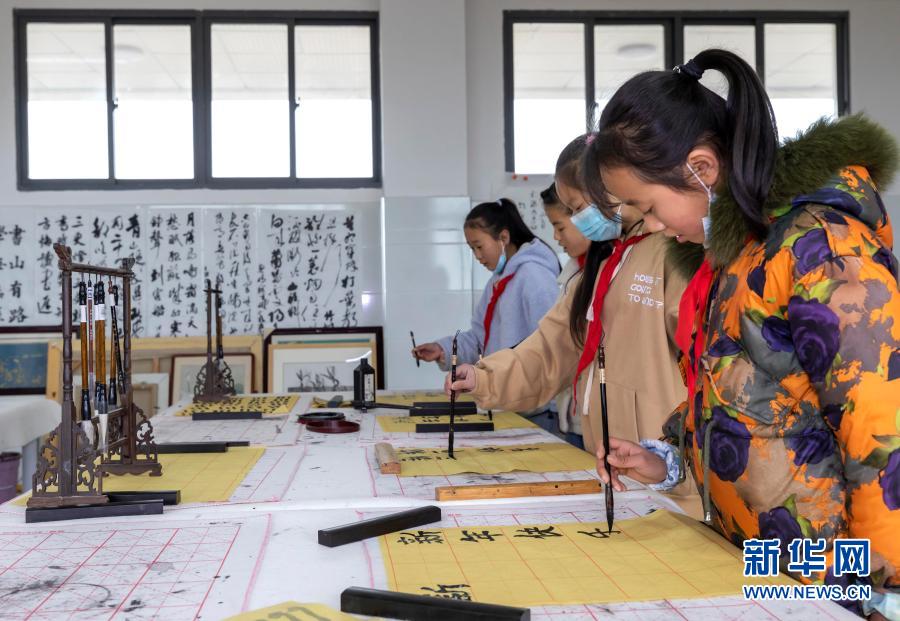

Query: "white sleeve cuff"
<box><xmin>640</xmin><ymin>439</ymin><xmax>681</xmax><ymax>492</ymax></box>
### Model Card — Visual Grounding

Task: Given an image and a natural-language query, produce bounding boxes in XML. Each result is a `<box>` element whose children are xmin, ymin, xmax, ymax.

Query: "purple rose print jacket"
<box><xmin>665</xmin><ymin>114</ymin><xmax>900</xmax><ymax>610</ymax></box>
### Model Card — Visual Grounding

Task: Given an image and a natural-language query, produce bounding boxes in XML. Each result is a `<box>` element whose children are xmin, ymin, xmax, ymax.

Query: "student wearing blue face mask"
<box><xmin>413</xmin><ymin>199</ymin><xmax>561</xmax><ymax>378</ymax></box>
<box><xmin>448</xmin><ymin>135</ymin><xmax>703</xmax><ymax>518</ymax></box>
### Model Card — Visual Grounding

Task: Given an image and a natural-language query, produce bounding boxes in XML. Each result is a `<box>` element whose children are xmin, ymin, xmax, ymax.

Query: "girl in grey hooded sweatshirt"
<box><xmin>413</xmin><ymin>198</ymin><xmax>561</xmax><ymax>371</ymax></box>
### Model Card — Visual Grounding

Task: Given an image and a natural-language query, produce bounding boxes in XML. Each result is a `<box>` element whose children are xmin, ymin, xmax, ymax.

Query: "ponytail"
<box><xmin>465</xmin><ymin>199</ymin><xmax>560</xmax><ymax>272</ymax></box>
<box><xmin>581</xmin><ymin>48</ymin><xmax>778</xmax><ymax>238</ymax></box>
<box><xmin>465</xmin><ymin>198</ymin><xmax>536</xmax><ymax>247</ymax></box>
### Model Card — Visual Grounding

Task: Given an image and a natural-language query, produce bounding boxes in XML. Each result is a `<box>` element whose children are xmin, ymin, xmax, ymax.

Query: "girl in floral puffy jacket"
<box><xmin>584</xmin><ymin>48</ymin><xmax>899</xmax><ymax>619</ymax></box>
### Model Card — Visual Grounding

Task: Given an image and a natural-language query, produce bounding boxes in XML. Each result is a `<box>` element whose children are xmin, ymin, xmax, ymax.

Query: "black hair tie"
<box><xmin>674</xmin><ymin>58</ymin><xmax>704</xmax><ymax>81</ymax></box>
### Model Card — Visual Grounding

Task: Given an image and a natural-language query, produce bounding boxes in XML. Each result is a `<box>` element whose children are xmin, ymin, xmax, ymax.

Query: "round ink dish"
<box><xmin>297</xmin><ymin>411</ymin><xmax>345</xmax><ymax>424</ymax></box>
<box><xmin>306</xmin><ymin>419</ymin><xmax>360</xmax><ymax>434</ymax></box>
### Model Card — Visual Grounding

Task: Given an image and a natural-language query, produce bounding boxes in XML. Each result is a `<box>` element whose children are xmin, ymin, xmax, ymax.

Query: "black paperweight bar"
<box><xmin>191</xmin><ymin>411</ymin><xmax>262</xmax><ymax>421</ymax></box>
<box><xmin>106</xmin><ymin>490</ymin><xmax>181</xmax><ymax>505</ymax></box>
<box><xmin>25</xmin><ymin>499</ymin><xmax>164</xmax><ymax>523</ymax></box>
<box><xmin>319</xmin><ymin>505</ymin><xmax>442</xmax><ymax>548</ymax></box>
<box><xmin>415</xmin><ymin>422</ymin><xmax>494</xmax><ymax>433</ymax></box>
<box><xmin>157</xmin><ymin>442</ymin><xmax>228</xmax><ymax>453</ymax></box>
<box><xmin>341</xmin><ymin>586</ymin><xmax>530</xmax><ymax>620</ymax></box>
<box><xmin>409</xmin><ymin>402</ymin><xmax>477</xmax><ymax>416</ymax></box>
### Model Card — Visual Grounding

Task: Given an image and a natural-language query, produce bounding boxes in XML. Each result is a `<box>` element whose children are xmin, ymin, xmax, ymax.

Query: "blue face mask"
<box><xmin>493</xmin><ymin>241</ymin><xmax>507</xmax><ymax>275</ymax></box>
<box><xmin>570</xmin><ymin>204</ymin><xmax>622</xmax><ymax>242</ymax></box>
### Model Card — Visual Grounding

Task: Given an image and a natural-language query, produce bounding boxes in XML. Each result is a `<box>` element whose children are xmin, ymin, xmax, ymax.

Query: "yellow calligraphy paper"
<box><xmin>377</xmin><ymin>411</ymin><xmax>535</xmax><ymax>433</ymax></box>
<box><xmin>380</xmin><ymin>509</ymin><xmax>795</xmax><ymax>606</ymax></box>
<box><xmin>176</xmin><ymin>395</ymin><xmax>299</xmax><ymax>417</ymax></box>
<box><xmin>224</xmin><ymin>601</ymin><xmax>360</xmax><ymax>621</ymax></box>
<box><xmin>395</xmin><ymin>443</ymin><xmax>595</xmax><ymax>476</ymax></box>
<box><xmin>15</xmin><ymin>447</ymin><xmax>265</xmax><ymax>505</ymax></box>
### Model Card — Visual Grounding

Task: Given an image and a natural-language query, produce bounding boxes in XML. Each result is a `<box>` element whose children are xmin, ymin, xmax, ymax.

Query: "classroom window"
<box><xmin>683</xmin><ymin>25</ymin><xmax>755</xmax><ymax>98</ymax></box>
<box><xmin>764</xmin><ymin>23</ymin><xmax>838</xmax><ymax>140</ymax></box>
<box><xmin>210</xmin><ymin>23</ymin><xmax>290</xmax><ymax>178</ymax></box>
<box><xmin>295</xmin><ymin>25</ymin><xmax>373</xmax><ymax>178</ymax></box>
<box><xmin>114</xmin><ymin>24</ymin><xmax>194</xmax><ymax>179</ymax></box>
<box><xmin>25</xmin><ymin>22</ymin><xmax>109</xmax><ymax>180</ymax></box>
<box><xmin>504</xmin><ymin>12</ymin><xmax>848</xmax><ymax>174</ymax></box>
<box><xmin>512</xmin><ymin>23</ymin><xmax>586</xmax><ymax>175</ymax></box>
<box><xmin>594</xmin><ymin>25</ymin><xmax>665</xmax><ymax>115</ymax></box>
<box><xmin>14</xmin><ymin>10</ymin><xmax>381</xmax><ymax>190</ymax></box>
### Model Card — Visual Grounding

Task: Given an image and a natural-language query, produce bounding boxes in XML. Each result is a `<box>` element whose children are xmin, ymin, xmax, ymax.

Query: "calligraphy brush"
<box><xmin>448</xmin><ymin>330</ymin><xmax>460</xmax><ymax>459</ymax></box>
<box><xmin>477</xmin><ymin>344</ymin><xmax>492</xmax><ymax>421</ymax></box>
<box><xmin>107</xmin><ymin>282</ymin><xmax>119</xmax><ymax>407</ymax></box>
<box><xmin>86</xmin><ymin>278</ymin><xmax>95</xmax><ymax>401</ymax></box>
<box><xmin>94</xmin><ymin>281</ymin><xmax>108</xmax><ymax>450</ymax></box>
<box><xmin>598</xmin><ymin>346</ymin><xmax>614</xmax><ymax>534</ymax></box>
<box><xmin>215</xmin><ymin>286</ymin><xmax>224</xmax><ymax>368</ymax></box>
<box><xmin>78</xmin><ymin>282</ymin><xmax>94</xmax><ymax>446</ymax></box>
<box><xmin>410</xmin><ymin>331</ymin><xmax>420</xmax><ymax>367</ymax></box>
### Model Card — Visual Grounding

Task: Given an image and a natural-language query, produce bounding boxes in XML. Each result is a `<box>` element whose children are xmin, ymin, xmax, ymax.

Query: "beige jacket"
<box><xmin>554</xmin><ymin>257</ymin><xmax>581</xmax><ymax>435</ymax></box>
<box><xmin>470</xmin><ymin>228</ymin><xmax>702</xmax><ymax>517</ymax></box>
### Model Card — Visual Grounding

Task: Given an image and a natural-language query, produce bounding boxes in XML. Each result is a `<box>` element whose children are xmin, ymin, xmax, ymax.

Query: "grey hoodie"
<box><xmin>435</xmin><ymin>239</ymin><xmax>560</xmax><ymax>370</ymax></box>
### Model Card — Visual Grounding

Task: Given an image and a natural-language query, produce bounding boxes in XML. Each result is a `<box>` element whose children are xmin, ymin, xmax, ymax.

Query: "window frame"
<box><xmin>14</xmin><ymin>9</ymin><xmax>382</xmax><ymax>191</ymax></box>
<box><xmin>503</xmin><ymin>10</ymin><xmax>849</xmax><ymax>173</ymax></box>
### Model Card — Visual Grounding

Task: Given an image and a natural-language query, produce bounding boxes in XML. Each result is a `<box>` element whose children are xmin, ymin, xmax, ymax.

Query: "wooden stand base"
<box><xmin>102</xmin><ymin>461</ymin><xmax>162</xmax><ymax>477</ymax></box>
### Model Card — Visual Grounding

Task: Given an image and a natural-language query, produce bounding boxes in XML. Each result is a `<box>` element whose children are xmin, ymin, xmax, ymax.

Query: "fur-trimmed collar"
<box><xmin>670</xmin><ymin>113</ymin><xmax>899</xmax><ymax>278</ymax></box>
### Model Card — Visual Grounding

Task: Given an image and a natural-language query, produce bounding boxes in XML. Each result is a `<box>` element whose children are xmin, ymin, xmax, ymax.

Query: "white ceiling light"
<box><xmin>114</xmin><ymin>44</ymin><xmax>145</xmax><ymax>64</ymax></box>
<box><xmin>616</xmin><ymin>42</ymin><xmax>657</xmax><ymax>60</ymax></box>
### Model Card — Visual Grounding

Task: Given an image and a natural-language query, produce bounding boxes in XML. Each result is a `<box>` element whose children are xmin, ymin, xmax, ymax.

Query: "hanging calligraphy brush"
<box><xmin>78</xmin><ymin>281</ymin><xmax>94</xmax><ymax>446</ymax></box>
<box><xmin>448</xmin><ymin>330</ymin><xmax>460</xmax><ymax>459</ymax></box>
<box><xmin>477</xmin><ymin>344</ymin><xmax>492</xmax><ymax>422</ymax></box>
<box><xmin>215</xmin><ymin>287</ymin><xmax>224</xmax><ymax>369</ymax></box>
<box><xmin>86</xmin><ymin>278</ymin><xmax>95</xmax><ymax>401</ymax></box>
<box><xmin>107</xmin><ymin>281</ymin><xmax>119</xmax><ymax>407</ymax></box>
<box><xmin>598</xmin><ymin>346</ymin><xmax>614</xmax><ymax>534</ymax></box>
<box><xmin>94</xmin><ymin>281</ymin><xmax>108</xmax><ymax>450</ymax></box>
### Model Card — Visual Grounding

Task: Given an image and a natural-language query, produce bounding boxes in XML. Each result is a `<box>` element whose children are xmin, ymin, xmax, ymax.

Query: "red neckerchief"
<box><xmin>482</xmin><ymin>274</ymin><xmax>515</xmax><ymax>351</ymax></box>
<box><xmin>576</xmin><ymin>254</ymin><xmax>586</xmax><ymax>269</ymax></box>
<box><xmin>572</xmin><ymin>233</ymin><xmax>650</xmax><ymax>401</ymax></box>
<box><xmin>674</xmin><ymin>259</ymin><xmax>715</xmax><ymax>418</ymax></box>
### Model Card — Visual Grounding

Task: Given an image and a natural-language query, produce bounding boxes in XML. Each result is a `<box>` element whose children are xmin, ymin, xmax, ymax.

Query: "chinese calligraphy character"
<box><xmin>742</xmin><ymin>538</ymin><xmax>782</xmax><ymax>577</ymax></box>
<box><xmin>787</xmin><ymin>538</ymin><xmax>827</xmax><ymax>578</ymax></box>
<box><xmin>577</xmin><ymin>528</ymin><xmax>621</xmax><ymax>539</ymax></box>
<box><xmin>396</xmin><ymin>531</ymin><xmax>444</xmax><ymax>545</ymax></box>
<box><xmin>419</xmin><ymin>585</ymin><xmax>471</xmax><ymax>601</ymax></box>
<box><xmin>834</xmin><ymin>539</ymin><xmax>870</xmax><ymax>577</ymax></box>
<box><xmin>514</xmin><ymin>526</ymin><xmax>561</xmax><ymax>539</ymax></box>
<box><xmin>459</xmin><ymin>530</ymin><xmax>503</xmax><ymax>543</ymax></box>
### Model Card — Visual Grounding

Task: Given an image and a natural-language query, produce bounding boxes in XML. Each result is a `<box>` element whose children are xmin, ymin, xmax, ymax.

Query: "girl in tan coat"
<box><xmin>449</xmin><ymin>135</ymin><xmax>702</xmax><ymax>517</ymax></box>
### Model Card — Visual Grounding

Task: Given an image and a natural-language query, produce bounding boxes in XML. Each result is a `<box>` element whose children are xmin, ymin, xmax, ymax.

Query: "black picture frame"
<box><xmin>263</xmin><ymin>326</ymin><xmax>385</xmax><ymax>392</ymax></box>
<box><xmin>0</xmin><ymin>325</ymin><xmax>61</xmax><ymax>396</ymax></box>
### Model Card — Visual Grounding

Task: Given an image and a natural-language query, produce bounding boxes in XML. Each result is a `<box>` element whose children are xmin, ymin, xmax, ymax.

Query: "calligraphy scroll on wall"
<box><xmin>0</xmin><ymin>204</ymin><xmax>364</xmax><ymax>336</ymax></box>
